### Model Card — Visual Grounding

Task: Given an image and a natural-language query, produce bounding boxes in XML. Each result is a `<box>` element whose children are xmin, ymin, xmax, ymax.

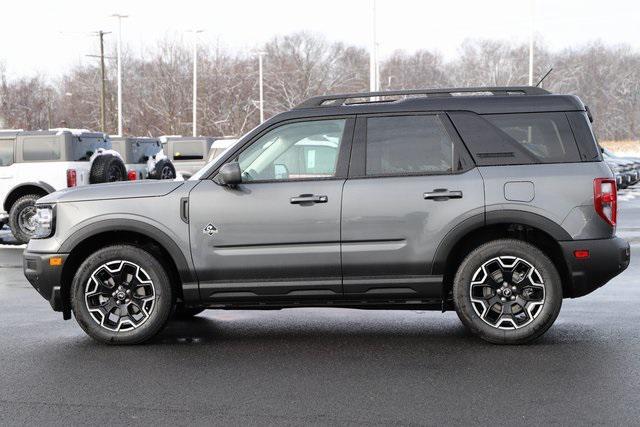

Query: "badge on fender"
<box><xmin>203</xmin><ymin>223</ymin><xmax>218</xmax><ymax>236</ymax></box>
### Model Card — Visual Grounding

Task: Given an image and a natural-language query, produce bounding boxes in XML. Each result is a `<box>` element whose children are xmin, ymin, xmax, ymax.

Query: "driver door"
<box><xmin>189</xmin><ymin>117</ymin><xmax>354</xmax><ymax>303</ymax></box>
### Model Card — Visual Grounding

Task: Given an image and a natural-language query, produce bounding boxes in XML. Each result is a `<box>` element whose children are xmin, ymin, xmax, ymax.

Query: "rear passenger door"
<box><xmin>341</xmin><ymin>113</ymin><xmax>485</xmax><ymax>298</ymax></box>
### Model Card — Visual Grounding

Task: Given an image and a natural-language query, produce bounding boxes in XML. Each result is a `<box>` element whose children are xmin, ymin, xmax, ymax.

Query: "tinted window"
<box><xmin>366</xmin><ymin>115</ymin><xmax>454</xmax><ymax>175</ymax></box>
<box><xmin>484</xmin><ymin>113</ymin><xmax>580</xmax><ymax>163</ymax></box>
<box><xmin>71</xmin><ymin>138</ymin><xmax>110</xmax><ymax>161</ymax></box>
<box><xmin>238</xmin><ymin>119</ymin><xmax>345</xmax><ymax>181</ymax></box>
<box><xmin>23</xmin><ymin>138</ymin><xmax>61</xmax><ymax>161</ymax></box>
<box><xmin>0</xmin><ymin>140</ymin><xmax>14</xmax><ymax>166</ymax></box>
<box><xmin>173</xmin><ymin>141</ymin><xmax>204</xmax><ymax>160</ymax></box>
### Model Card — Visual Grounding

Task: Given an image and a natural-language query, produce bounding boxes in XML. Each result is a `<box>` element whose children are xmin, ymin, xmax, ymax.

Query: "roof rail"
<box><xmin>294</xmin><ymin>86</ymin><xmax>551</xmax><ymax>109</ymax></box>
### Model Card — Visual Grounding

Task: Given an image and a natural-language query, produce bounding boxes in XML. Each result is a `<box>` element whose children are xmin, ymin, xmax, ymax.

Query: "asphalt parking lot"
<box><xmin>1</xmin><ymin>191</ymin><xmax>640</xmax><ymax>426</ymax></box>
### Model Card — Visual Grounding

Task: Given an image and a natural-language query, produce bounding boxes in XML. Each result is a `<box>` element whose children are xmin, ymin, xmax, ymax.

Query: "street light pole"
<box><xmin>528</xmin><ymin>0</ymin><xmax>535</xmax><ymax>86</ymax></box>
<box><xmin>369</xmin><ymin>0</ymin><xmax>379</xmax><ymax>92</ymax></box>
<box><xmin>111</xmin><ymin>14</ymin><xmax>128</xmax><ymax>136</ymax></box>
<box><xmin>258</xmin><ymin>52</ymin><xmax>265</xmax><ymax>123</ymax></box>
<box><xmin>189</xmin><ymin>30</ymin><xmax>203</xmax><ymax>137</ymax></box>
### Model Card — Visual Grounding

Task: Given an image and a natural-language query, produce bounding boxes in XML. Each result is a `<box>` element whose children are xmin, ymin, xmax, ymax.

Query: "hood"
<box><xmin>38</xmin><ymin>180</ymin><xmax>185</xmax><ymax>204</ymax></box>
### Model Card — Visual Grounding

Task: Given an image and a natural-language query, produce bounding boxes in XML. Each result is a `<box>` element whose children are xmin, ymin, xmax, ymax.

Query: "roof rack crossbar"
<box><xmin>294</xmin><ymin>86</ymin><xmax>550</xmax><ymax>109</ymax></box>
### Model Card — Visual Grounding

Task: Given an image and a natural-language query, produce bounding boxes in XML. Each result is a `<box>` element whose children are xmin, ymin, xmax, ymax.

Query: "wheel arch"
<box><xmin>433</xmin><ymin>210</ymin><xmax>573</xmax><ymax>300</ymax></box>
<box><xmin>3</xmin><ymin>181</ymin><xmax>55</xmax><ymax>212</ymax></box>
<box><xmin>59</xmin><ymin>220</ymin><xmax>198</xmax><ymax>319</ymax></box>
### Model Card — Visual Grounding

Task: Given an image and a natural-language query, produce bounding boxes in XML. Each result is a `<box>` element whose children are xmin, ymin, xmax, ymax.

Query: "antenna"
<box><xmin>536</xmin><ymin>68</ymin><xmax>553</xmax><ymax>87</ymax></box>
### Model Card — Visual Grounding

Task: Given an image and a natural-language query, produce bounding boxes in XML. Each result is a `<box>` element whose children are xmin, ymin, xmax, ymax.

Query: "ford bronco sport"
<box><xmin>23</xmin><ymin>87</ymin><xmax>630</xmax><ymax>345</ymax></box>
<box><xmin>110</xmin><ymin>137</ymin><xmax>176</xmax><ymax>180</ymax></box>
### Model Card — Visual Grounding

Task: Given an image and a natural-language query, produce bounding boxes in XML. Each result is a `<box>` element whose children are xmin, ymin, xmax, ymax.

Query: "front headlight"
<box><xmin>33</xmin><ymin>205</ymin><xmax>55</xmax><ymax>239</ymax></box>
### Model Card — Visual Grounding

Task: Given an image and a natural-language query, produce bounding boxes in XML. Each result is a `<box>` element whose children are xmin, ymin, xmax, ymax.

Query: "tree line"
<box><xmin>1</xmin><ymin>32</ymin><xmax>639</xmax><ymax>141</ymax></box>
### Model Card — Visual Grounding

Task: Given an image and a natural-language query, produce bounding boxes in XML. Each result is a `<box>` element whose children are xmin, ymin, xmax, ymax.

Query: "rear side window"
<box><xmin>366</xmin><ymin>115</ymin><xmax>455</xmax><ymax>175</ymax></box>
<box><xmin>173</xmin><ymin>141</ymin><xmax>204</xmax><ymax>160</ymax></box>
<box><xmin>484</xmin><ymin>113</ymin><xmax>580</xmax><ymax>163</ymax></box>
<box><xmin>22</xmin><ymin>138</ymin><xmax>61</xmax><ymax>161</ymax></box>
<box><xmin>0</xmin><ymin>140</ymin><xmax>14</xmax><ymax>166</ymax></box>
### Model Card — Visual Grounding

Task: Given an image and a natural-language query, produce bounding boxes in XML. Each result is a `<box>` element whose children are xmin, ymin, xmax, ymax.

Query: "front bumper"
<box><xmin>23</xmin><ymin>251</ymin><xmax>69</xmax><ymax>312</ymax></box>
<box><xmin>560</xmin><ymin>237</ymin><xmax>630</xmax><ymax>298</ymax></box>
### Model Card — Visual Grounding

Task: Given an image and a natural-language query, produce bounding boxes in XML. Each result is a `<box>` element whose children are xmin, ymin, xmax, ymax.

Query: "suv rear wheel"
<box><xmin>8</xmin><ymin>194</ymin><xmax>42</xmax><ymax>244</ymax></box>
<box><xmin>453</xmin><ymin>239</ymin><xmax>562</xmax><ymax>344</ymax></box>
<box><xmin>70</xmin><ymin>245</ymin><xmax>173</xmax><ymax>344</ymax></box>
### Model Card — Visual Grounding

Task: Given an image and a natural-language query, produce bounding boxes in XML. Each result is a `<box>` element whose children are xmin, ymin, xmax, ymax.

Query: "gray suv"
<box><xmin>23</xmin><ymin>87</ymin><xmax>630</xmax><ymax>345</ymax></box>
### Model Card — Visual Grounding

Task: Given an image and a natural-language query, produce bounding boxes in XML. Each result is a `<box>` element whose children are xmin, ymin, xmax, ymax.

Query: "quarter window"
<box><xmin>238</xmin><ymin>119</ymin><xmax>346</xmax><ymax>182</ymax></box>
<box><xmin>366</xmin><ymin>115</ymin><xmax>455</xmax><ymax>175</ymax></box>
<box><xmin>22</xmin><ymin>138</ymin><xmax>61</xmax><ymax>161</ymax></box>
<box><xmin>484</xmin><ymin>113</ymin><xmax>580</xmax><ymax>163</ymax></box>
<box><xmin>0</xmin><ymin>140</ymin><xmax>14</xmax><ymax>166</ymax></box>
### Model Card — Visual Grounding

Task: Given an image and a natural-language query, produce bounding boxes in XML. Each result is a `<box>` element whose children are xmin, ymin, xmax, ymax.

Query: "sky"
<box><xmin>1</xmin><ymin>0</ymin><xmax>639</xmax><ymax>79</ymax></box>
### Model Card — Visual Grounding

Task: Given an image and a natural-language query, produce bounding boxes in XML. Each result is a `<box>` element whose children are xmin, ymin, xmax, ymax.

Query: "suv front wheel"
<box><xmin>70</xmin><ymin>245</ymin><xmax>173</xmax><ymax>344</ymax></box>
<box><xmin>453</xmin><ymin>239</ymin><xmax>562</xmax><ymax>344</ymax></box>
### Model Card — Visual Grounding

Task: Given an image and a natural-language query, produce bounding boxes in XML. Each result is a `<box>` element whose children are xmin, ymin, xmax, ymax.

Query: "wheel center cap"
<box><xmin>116</xmin><ymin>291</ymin><xmax>126</xmax><ymax>300</ymax></box>
<box><xmin>502</xmin><ymin>288</ymin><xmax>512</xmax><ymax>297</ymax></box>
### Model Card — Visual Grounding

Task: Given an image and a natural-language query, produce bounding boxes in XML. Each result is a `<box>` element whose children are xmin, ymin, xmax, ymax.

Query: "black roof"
<box><xmin>280</xmin><ymin>87</ymin><xmax>585</xmax><ymax>120</ymax></box>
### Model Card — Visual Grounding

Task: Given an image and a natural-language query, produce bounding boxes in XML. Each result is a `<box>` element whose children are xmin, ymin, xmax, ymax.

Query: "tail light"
<box><xmin>66</xmin><ymin>169</ymin><xmax>77</xmax><ymax>187</ymax></box>
<box><xmin>594</xmin><ymin>178</ymin><xmax>617</xmax><ymax>227</ymax></box>
<box><xmin>127</xmin><ymin>170</ymin><xmax>137</xmax><ymax>181</ymax></box>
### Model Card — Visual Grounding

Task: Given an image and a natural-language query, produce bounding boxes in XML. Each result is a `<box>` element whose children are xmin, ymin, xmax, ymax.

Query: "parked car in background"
<box><xmin>602</xmin><ymin>147</ymin><xmax>640</xmax><ymax>188</ymax></box>
<box><xmin>110</xmin><ymin>137</ymin><xmax>176</xmax><ymax>180</ymax></box>
<box><xmin>207</xmin><ymin>138</ymin><xmax>238</xmax><ymax>163</ymax></box>
<box><xmin>603</xmin><ymin>155</ymin><xmax>638</xmax><ymax>188</ymax></box>
<box><xmin>160</xmin><ymin>136</ymin><xmax>237</xmax><ymax>179</ymax></box>
<box><xmin>0</xmin><ymin>129</ymin><xmax>127</xmax><ymax>243</ymax></box>
<box><xmin>605</xmin><ymin>160</ymin><xmax>625</xmax><ymax>189</ymax></box>
<box><xmin>23</xmin><ymin>87</ymin><xmax>629</xmax><ymax>345</ymax></box>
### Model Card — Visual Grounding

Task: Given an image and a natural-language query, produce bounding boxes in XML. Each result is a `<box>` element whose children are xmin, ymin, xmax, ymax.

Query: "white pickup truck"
<box><xmin>0</xmin><ymin>129</ymin><xmax>127</xmax><ymax>243</ymax></box>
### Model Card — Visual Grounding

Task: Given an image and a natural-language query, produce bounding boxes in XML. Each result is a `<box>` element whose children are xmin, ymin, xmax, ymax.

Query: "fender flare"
<box><xmin>59</xmin><ymin>218</ymin><xmax>198</xmax><ymax>296</ymax></box>
<box><xmin>431</xmin><ymin>210</ymin><xmax>571</xmax><ymax>275</ymax></box>
<box><xmin>3</xmin><ymin>181</ymin><xmax>56</xmax><ymax>212</ymax></box>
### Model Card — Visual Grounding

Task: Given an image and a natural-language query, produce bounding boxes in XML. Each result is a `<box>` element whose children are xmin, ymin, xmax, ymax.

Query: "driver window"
<box><xmin>237</xmin><ymin>119</ymin><xmax>346</xmax><ymax>182</ymax></box>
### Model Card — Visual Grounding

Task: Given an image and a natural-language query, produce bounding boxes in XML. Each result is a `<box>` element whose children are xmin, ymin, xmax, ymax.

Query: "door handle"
<box><xmin>290</xmin><ymin>194</ymin><xmax>328</xmax><ymax>204</ymax></box>
<box><xmin>423</xmin><ymin>189</ymin><xmax>463</xmax><ymax>200</ymax></box>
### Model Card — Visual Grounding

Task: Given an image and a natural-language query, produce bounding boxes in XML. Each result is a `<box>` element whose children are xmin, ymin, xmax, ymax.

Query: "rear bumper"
<box><xmin>23</xmin><ymin>251</ymin><xmax>68</xmax><ymax>312</ymax></box>
<box><xmin>560</xmin><ymin>237</ymin><xmax>630</xmax><ymax>298</ymax></box>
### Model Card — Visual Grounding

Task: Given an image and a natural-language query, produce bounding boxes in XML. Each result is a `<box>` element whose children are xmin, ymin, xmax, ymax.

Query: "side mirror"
<box><xmin>218</xmin><ymin>162</ymin><xmax>242</xmax><ymax>186</ymax></box>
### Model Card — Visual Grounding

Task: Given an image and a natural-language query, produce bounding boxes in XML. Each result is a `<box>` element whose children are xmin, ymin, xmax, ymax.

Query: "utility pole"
<box><xmin>188</xmin><ymin>30</ymin><xmax>204</xmax><ymax>137</ymax></box>
<box><xmin>86</xmin><ymin>31</ymin><xmax>112</xmax><ymax>133</ymax></box>
<box><xmin>369</xmin><ymin>0</ymin><xmax>379</xmax><ymax>92</ymax></box>
<box><xmin>111</xmin><ymin>14</ymin><xmax>128</xmax><ymax>136</ymax></box>
<box><xmin>258</xmin><ymin>52</ymin><xmax>265</xmax><ymax>123</ymax></box>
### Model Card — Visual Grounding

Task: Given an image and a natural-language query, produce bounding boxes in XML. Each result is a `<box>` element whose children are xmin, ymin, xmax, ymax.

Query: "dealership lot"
<box><xmin>0</xmin><ymin>189</ymin><xmax>639</xmax><ymax>425</ymax></box>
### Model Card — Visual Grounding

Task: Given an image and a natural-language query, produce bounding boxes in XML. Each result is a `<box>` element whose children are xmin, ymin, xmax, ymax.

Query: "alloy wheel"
<box><xmin>469</xmin><ymin>256</ymin><xmax>545</xmax><ymax>330</ymax></box>
<box><xmin>85</xmin><ymin>260</ymin><xmax>156</xmax><ymax>332</ymax></box>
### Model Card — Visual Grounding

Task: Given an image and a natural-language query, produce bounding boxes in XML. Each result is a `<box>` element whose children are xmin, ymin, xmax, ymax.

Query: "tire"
<box><xmin>89</xmin><ymin>154</ymin><xmax>127</xmax><ymax>184</ymax></box>
<box><xmin>149</xmin><ymin>159</ymin><xmax>176</xmax><ymax>180</ymax></box>
<box><xmin>8</xmin><ymin>194</ymin><xmax>42</xmax><ymax>244</ymax></box>
<box><xmin>173</xmin><ymin>304</ymin><xmax>205</xmax><ymax>320</ymax></box>
<box><xmin>70</xmin><ymin>245</ymin><xmax>174</xmax><ymax>344</ymax></box>
<box><xmin>453</xmin><ymin>239</ymin><xmax>562</xmax><ymax>345</ymax></box>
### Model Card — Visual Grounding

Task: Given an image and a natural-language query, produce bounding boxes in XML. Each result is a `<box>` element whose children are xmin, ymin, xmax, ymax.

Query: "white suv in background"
<box><xmin>0</xmin><ymin>129</ymin><xmax>126</xmax><ymax>243</ymax></box>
